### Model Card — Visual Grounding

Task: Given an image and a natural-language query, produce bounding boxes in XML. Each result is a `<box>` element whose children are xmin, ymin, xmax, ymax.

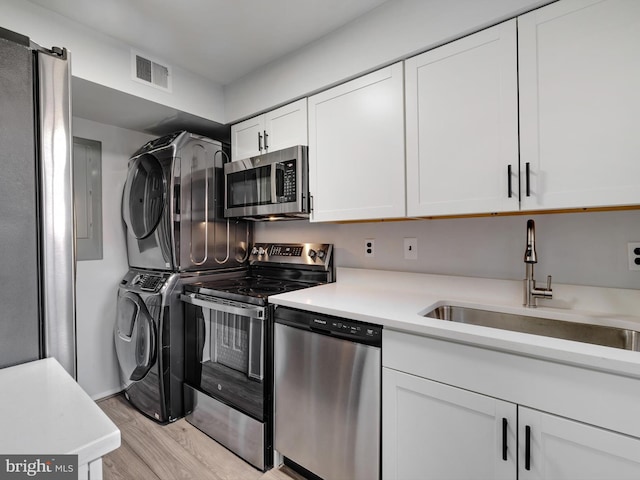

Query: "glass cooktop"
<box><xmin>185</xmin><ymin>274</ymin><xmax>322</xmax><ymax>306</ymax></box>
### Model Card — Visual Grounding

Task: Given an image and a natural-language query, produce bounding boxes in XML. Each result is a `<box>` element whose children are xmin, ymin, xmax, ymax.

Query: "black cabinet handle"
<box><xmin>258</xmin><ymin>132</ymin><xmax>263</xmax><ymax>151</ymax></box>
<box><xmin>525</xmin><ymin>425</ymin><xmax>531</xmax><ymax>471</ymax></box>
<box><xmin>507</xmin><ymin>165</ymin><xmax>513</xmax><ymax>198</ymax></box>
<box><xmin>264</xmin><ymin>130</ymin><xmax>269</xmax><ymax>151</ymax></box>
<box><xmin>525</xmin><ymin>162</ymin><xmax>531</xmax><ymax>197</ymax></box>
<box><xmin>502</xmin><ymin>418</ymin><xmax>508</xmax><ymax>461</ymax></box>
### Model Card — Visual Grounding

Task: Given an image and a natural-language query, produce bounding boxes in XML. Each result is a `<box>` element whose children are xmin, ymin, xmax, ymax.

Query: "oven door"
<box><xmin>182</xmin><ymin>294</ymin><xmax>268</xmax><ymax>421</ymax></box>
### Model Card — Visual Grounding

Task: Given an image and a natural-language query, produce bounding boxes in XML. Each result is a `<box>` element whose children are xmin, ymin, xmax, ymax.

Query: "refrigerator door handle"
<box><xmin>37</xmin><ymin>47</ymin><xmax>77</xmax><ymax>379</ymax></box>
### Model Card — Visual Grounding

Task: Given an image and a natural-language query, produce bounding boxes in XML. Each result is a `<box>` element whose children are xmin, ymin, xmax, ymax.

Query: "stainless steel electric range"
<box><xmin>180</xmin><ymin>243</ymin><xmax>334</xmax><ymax>471</ymax></box>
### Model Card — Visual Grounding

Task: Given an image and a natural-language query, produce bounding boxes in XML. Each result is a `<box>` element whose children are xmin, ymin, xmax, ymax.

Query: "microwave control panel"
<box><xmin>279</xmin><ymin>161</ymin><xmax>297</xmax><ymax>202</ymax></box>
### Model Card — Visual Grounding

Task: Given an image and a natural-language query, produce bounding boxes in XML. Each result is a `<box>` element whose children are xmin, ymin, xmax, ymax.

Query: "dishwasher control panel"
<box><xmin>276</xmin><ymin>306</ymin><xmax>382</xmax><ymax>347</ymax></box>
<box><xmin>310</xmin><ymin>316</ymin><xmax>381</xmax><ymax>340</ymax></box>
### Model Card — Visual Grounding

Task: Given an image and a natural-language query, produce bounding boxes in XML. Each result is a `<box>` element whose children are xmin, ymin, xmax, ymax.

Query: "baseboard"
<box><xmin>91</xmin><ymin>387</ymin><xmax>123</xmax><ymax>402</ymax></box>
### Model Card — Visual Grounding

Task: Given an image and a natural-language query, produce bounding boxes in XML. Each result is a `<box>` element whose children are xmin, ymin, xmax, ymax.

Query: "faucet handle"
<box><xmin>546</xmin><ymin>275</ymin><xmax>553</xmax><ymax>291</ymax></box>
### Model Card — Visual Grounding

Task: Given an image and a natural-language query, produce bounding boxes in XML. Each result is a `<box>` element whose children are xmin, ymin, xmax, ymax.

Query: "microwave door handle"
<box><xmin>271</xmin><ymin>164</ymin><xmax>278</xmax><ymax>203</ymax></box>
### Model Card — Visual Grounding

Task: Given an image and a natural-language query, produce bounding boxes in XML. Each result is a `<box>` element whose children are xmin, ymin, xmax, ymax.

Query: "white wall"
<box><xmin>234</xmin><ymin>0</ymin><xmax>640</xmax><ymax>292</ymax></box>
<box><xmin>72</xmin><ymin>118</ymin><xmax>154</xmax><ymax>400</ymax></box>
<box><xmin>1</xmin><ymin>0</ymin><xmax>225</xmax><ymax>124</ymax></box>
<box><xmin>255</xmin><ymin>210</ymin><xmax>640</xmax><ymax>290</ymax></box>
<box><xmin>225</xmin><ymin>0</ymin><xmax>551</xmax><ymax>122</ymax></box>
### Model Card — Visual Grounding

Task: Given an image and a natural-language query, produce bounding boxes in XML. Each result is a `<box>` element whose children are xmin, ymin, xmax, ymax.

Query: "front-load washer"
<box><xmin>121</xmin><ymin>131</ymin><xmax>248</xmax><ymax>272</ymax></box>
<box><xmin>114</xmin><ymin>268</ymin><xmax>181</xmax><ymax>422</ymax></box>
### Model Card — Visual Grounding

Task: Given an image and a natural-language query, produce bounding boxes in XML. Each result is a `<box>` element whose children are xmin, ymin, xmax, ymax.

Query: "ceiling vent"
<box><xmin>131</xmin><ymin>49</ymin><xmax>172</xmax><ymax>92</ymax></box>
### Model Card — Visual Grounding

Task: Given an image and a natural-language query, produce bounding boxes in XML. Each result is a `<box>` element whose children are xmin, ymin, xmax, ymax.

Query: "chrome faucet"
<box><xmin>523</xmin><ymin>219</ymin><xmax>552</xmax><ymax>307</ymax></box>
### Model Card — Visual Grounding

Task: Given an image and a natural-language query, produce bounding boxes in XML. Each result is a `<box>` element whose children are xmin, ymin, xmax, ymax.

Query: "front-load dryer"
<box><xmin>122</xmin><ymin>131</ymin><xmax>249</xmax><ymax>271</ymax></box>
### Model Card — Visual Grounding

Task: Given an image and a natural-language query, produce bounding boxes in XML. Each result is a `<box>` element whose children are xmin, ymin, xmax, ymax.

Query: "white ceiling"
<box><xmin>27</xmin><ymin>0</ymin><xmax>389</xmax><ymax>86</ymax></box>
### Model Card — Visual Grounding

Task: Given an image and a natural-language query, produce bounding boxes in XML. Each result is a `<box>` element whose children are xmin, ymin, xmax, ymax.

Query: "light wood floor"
<box><xmin>98</xmin><ymin>394</ymin><xmax>306</xmax><ymax>480</ymax></box>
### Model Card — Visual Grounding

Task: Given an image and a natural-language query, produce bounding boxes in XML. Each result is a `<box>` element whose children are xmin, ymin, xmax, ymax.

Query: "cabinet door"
<box><xmin>405</xmin><ymin>20</ymin><xmax>519</xmax><ymax>216</ymax></box>
<box><xmin>231</xmin><ymin>115</ymin><xmax>264</xmax><ymax>161</ymax></box>
<box><xmin>308</xmin><ymin>62</ymin><xmax>405</xmax><ymax>222</ymax></box>
<box><xmin>383</xmin><ymin>368</ymin><xmax>516</xmax><ymax>480</ymax></box>
<box><xmin>264</xmin><ymin>98</ymin><xmax>307</xmax><ymax>152</ymax></box>
<box><xmin>519</xmin><ymin>0</ymin><xmax>640</xmax><ymax>210</ymax></box>
<box><xmin>519</xmin><ymin>407</ymin><xmax>640</xmax><ymax>480</ymax></box>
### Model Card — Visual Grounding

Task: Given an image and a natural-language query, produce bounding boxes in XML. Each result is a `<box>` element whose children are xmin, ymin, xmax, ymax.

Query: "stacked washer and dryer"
<box><xmin>114</xmin><ymin>131</ymin><xmax>251</xmax><ymax>423</ymax></box>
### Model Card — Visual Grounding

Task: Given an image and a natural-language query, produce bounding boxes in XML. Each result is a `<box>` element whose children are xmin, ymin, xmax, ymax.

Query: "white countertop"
<box><xmin>0</xmin><ymin>358</ymin><xmax>120</xmax><ymax>465</ymax></box>
<box><xmin>270</xmin><ymin>267</ymin><xmax>640</xmax><ymax>378</ymax></box>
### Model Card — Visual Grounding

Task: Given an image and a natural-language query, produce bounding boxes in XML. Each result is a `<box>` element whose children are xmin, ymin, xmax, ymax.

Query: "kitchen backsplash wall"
<box><xmin>255</xmin><ymin>210</ymin><xmax>640</xmax><ymax>290</ymax></box>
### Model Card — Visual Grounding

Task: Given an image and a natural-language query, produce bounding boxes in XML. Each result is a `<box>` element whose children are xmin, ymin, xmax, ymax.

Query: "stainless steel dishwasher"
<box><xmin>274</xmin><ymin>306</ymin><xmax>382</xmax><ymax>480</ymax></box>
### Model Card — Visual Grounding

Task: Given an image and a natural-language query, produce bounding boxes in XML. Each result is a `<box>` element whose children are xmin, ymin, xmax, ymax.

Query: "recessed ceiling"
<box><xmin>27</xmin><ymin>0</ymin><xmax>389</xmax><ymax>86</ymax></box>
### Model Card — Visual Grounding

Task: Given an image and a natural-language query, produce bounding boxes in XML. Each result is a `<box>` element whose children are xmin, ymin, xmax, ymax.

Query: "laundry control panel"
<box><xmin>120</xmin><ymin>272</ymin><xmax>168</xmax><ymax>293</ymax></box>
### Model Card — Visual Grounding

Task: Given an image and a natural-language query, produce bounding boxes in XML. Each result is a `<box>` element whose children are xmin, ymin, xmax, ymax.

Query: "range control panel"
<box><xmin>270</xmin><ymin>245</ymin><xmax>304</xmax><ymax>257</ymax></box>
<box><xmin>249</xmin><ymin>243</ymin><xmax>333</xmax><ymax>269</ymax></box>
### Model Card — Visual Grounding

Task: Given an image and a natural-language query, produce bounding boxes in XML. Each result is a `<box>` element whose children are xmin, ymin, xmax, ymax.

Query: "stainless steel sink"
<box><xmin>424</xmin><ymin>305</ymin><xmax>640</xmax><ymax>351</ymax></box>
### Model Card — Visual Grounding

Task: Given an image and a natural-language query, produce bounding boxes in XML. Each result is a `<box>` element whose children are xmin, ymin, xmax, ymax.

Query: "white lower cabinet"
<box><xmin>383</xmin><ymin>367</ymin><xmax>640</xmax><ymax>480</ymax></box>
<box><xmin>383</xmin><ymin>368</ymin><xmax>516</xmax><ymax>480</ymax></box>
<box><xmin>382</xmin><ymin>324</ymin><xmax>640</xmax><ymax>480</ymax></box>
<box><xmin>519</xmin><ymin>407</ymin><xmax>640</xmax><ymax>480</ymax></box>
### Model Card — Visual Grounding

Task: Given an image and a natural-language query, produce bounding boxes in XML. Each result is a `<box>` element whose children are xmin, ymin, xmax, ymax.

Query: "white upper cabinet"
<box><xmin>231</xmin><ymin>115</ymin><xmax>263</xmax><ymax>161</ymax></box>
<box><xmin>519</xmin><ymin>0</ymin><xmax>640</xmax><ymax>210</ymax></box>
<box><xmin>405</xmin><ymin>20</ymin><xmax>519</xmax><ymax>216</ymax></box>
<box><xmin>263</xmin><ymin>100</ymin><xmax>308</xmax><ymax>153</ymax></box>
<box><xmin>308</xmin><ymin>62</ymin><xmax>405</xmax><ymax>222</ymax></box>
<box><xmin>231</xmin><ymin>98</ymin><xmax>307</xmax><ymax>161</ymax></box>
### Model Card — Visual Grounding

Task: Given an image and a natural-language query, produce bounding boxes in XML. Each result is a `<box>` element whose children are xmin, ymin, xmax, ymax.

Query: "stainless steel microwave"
<box><xmin>224</xmin><ymin>145</ymin><xmax>309</xmax><ymax>220</ymax></box>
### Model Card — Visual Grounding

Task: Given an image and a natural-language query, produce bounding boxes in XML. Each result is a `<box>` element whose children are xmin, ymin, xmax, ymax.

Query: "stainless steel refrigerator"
<box><xmin>0</xmin><ymin>26</ymin><xmax>76</xmax><ymax>377</ymax></box>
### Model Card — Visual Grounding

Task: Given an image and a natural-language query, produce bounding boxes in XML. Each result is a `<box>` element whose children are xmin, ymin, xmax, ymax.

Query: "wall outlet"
<box><xmin>628</xmin><ymin>242</ymin><xmax>640</xmax><ymax>271</ymax></box>
<box><xmin>404</xmin><ymin>237</ymin><xmax>418</xmax><ymax>260</ymax></box>
<box><xmin>365</xmin><ymin>239</ymin><xmax>375</xmax><ymax>258</ymax></box>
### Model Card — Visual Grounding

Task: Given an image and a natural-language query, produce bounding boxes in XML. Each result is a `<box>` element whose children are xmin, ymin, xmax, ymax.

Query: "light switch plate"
<box><xmin>404</xmin><ymin>237</ymin><xmax>418</xmax><ymax>260</ymax></box>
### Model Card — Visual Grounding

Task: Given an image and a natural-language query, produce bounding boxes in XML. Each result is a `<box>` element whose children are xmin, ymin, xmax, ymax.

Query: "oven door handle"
<box><xmin>180</xmin><ymin>293</ymin><xmax>266</xmax><ymax>319</ymax></box>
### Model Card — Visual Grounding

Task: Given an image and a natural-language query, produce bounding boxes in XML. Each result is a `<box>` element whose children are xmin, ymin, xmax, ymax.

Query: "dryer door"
<box><xmin>123</xmin><ymin>154</ymin><xmax>165</xmax><ymax>239</ymax></box>
<box><xmin>122</xmin><ymin>153</ymin><xmax>174</xmax><ymax>270</ymax></box>
<box><xmin>115</xmin><ymin>291</ymin><xmax>157</xmax><ymax>386</ymax></box>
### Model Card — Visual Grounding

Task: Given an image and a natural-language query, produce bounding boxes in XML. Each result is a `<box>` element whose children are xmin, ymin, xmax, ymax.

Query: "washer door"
<box><xmin>122</xmin><ymin>154</ymin><xmax>165</xmax><ymax>240</ymax></box>
<box><xmin>115</xmin><ymin>291</ymin><xmax>157</xmax><ymax>384</ymax></box>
